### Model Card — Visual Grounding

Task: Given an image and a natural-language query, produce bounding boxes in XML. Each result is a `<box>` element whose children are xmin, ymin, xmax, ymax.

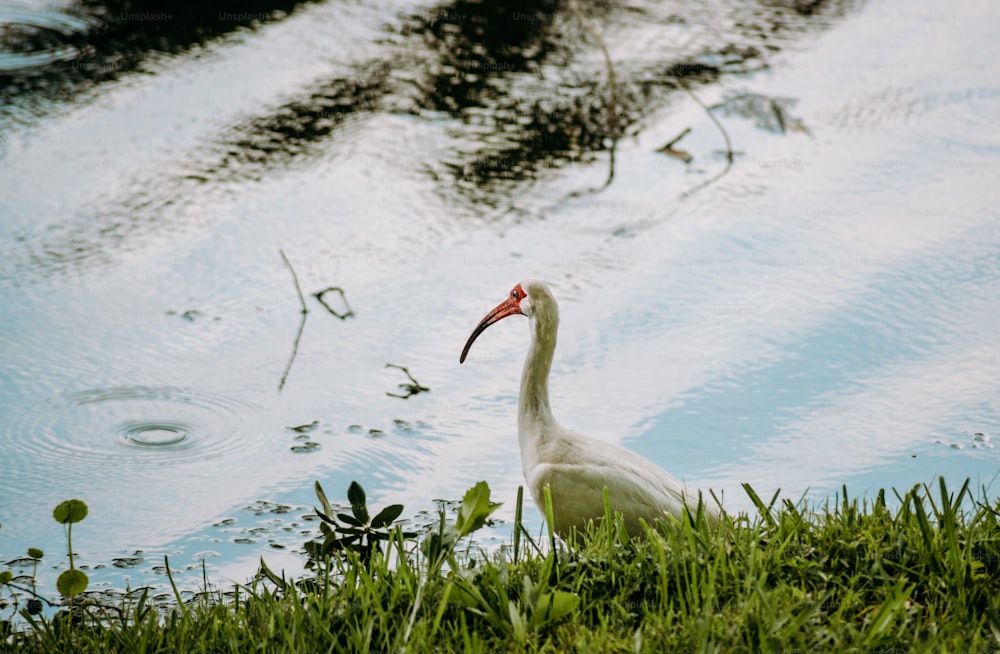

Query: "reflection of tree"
<box><xmin>404</xmin><ymin>0</ymin><xmax>852</xmax><ymax>201</ymax></box>
<box><xmin>0</xmin><ymin>0</ymin><xmax>318</xmax><ymax>115</ymax></box>
<box><xmin>2</xmin><ymin>0</ymin><xmax>861</xmax><ymax>279</ymax></box>
<box><xmin>401</xmin><ymin>0</ymin><xmax>560</xmax><ymax>113</ymax></box>
<box><xmin>2</xmin><ymin>0</ymin><xmax>839</xmax><ymax>183</ymax></box>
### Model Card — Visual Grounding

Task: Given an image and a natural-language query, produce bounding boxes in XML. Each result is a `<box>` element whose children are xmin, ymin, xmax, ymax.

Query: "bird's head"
<box><xmin>460</xmin><ymin>280</ymin><xmax>556</xmax><ymax>363</ymax></box>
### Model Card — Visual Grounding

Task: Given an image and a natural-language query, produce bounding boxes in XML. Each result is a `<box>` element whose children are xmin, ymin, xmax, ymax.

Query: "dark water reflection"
<box><xmin>1</xmin><ymin>0</ymin><xmax>868</xmax><ymax>280</ymax></box>
<box><xmin>0</xmin><ymin>0</ymin><xmax>315</xmax><ymax>103</ymax></box>
<box><xmin>1</xmin><ymin>0</ymin><xmax>998</xmax><ymax>599</ymax></box>
<box><xmin>3</xmin><ymin>0</ymin><xmax>863</xmax><ymax>195</ymax></box>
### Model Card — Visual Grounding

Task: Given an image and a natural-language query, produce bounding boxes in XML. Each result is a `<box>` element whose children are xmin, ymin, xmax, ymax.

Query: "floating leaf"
<box><xmin>53</xmin><ymin>499</ymin><xmax>89</xmax><ymax>525</ymax></box>
<box><xmin>370</xmin><ymin>504</ymin><xmax>404</xmax><ymax>529</ymax></box>
<box><xmin>57</xmin><ymin>569</ymin><xmax>88</xmax><ymax>598</ymax></box>
<box><xmin>288</xmin><ymin>420</ymin><xmax>319</xmax><ymax>433</ymax></box>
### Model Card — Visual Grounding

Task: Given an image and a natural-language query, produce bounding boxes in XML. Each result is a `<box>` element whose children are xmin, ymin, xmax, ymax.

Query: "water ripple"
<box><xmin>4</xmin><ymin>385</ymin><xmax>257</xmax><ymax>471</ymax></box>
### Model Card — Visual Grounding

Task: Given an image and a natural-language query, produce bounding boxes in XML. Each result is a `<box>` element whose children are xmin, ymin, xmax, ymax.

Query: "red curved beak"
<box><xmin>460</xmin><ymin>296</ymin><xmax>523</xmax><ymax>363</ymax></box>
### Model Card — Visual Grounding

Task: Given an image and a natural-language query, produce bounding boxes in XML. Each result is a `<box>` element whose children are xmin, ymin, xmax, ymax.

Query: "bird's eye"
<box><xmin>512</xmin><ymin>289</ymin><xmax>519</xmax><ymax>299</ymax></box>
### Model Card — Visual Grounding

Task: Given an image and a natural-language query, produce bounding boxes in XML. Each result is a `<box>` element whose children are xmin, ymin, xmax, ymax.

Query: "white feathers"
<box><xmin>513</xmin><ymin>280</ymin><xmax>719</xmax><ymax>537</ymax></box>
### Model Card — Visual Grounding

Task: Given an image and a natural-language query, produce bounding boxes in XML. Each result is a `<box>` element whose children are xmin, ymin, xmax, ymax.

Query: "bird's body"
<box><xmin>461</xmin><ymin>280</ymin><xmax>719</xmax><ymax>538</ymax></box>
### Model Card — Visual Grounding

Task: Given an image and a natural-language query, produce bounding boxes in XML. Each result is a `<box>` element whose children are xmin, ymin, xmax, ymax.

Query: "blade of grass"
<box><xmin>543</xmin><ymin>485</ymin><xmax>557</xmax><ymax>553</ymax></box>
<box><xmin>862</xmin><ymin>578</ymin><xmax>913</xmax><ymax>647</ymax></box>
<box><xmin>743</xmin><ymin>483</ymin><xmax>777</xmax><ymax>528</ymax></box>
<box><xmin>514</xmin><ymin>485</ymin><xmax>523</xmax><ymax>565</ymax></box>
<box><xmin>163</xmin><ymin>555</ymin><xmax>190</xmax><ymax>621</ymax></box>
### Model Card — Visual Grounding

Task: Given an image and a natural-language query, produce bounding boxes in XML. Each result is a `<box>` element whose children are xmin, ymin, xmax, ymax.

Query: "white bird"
<box><xmin>460</xmin><ymin>280</ymin><xmax>720</xmax><ymax>538</ymax></box>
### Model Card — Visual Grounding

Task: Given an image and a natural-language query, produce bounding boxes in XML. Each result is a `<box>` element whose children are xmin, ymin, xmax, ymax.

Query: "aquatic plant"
<box><xmin>0</xmin><ymin>498</ymin><xmax>90</xmax><ymax>635</ymax></box>
<box><xmin>302</xmin><ymin>480</ymin><xmax>417</xmax><ymax>570</ymax></box>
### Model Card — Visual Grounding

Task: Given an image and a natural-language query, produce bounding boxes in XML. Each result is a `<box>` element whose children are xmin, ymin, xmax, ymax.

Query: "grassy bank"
<box><xmin>3</xmin><ymin>479</ymin><xmax>1000</xmax><ymax>652</ymax></box>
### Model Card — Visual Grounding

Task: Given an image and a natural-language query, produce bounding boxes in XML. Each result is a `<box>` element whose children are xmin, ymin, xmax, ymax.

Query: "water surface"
<box><xmin>1</xmin><ymin>0</ymin><xmax>998</xmax><ymax>597</ymax></box>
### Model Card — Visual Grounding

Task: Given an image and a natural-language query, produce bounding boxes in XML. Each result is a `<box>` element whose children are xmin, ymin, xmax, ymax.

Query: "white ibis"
<box><xmin>460</xmin><ymin>280</ymin><xmax>720</xmax><ymax>537</ymax></box>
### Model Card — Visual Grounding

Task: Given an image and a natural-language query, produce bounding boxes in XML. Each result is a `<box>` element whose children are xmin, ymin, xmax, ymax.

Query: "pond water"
<box><xmin>1</xmin><ymin>0</ymin><xmax>998</xmax><ymax>599</ymax></box>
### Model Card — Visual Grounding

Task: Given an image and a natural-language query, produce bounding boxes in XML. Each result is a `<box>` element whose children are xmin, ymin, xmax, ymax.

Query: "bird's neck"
<box><xmin>518</xmin><ymin>312</ymin><xmax>558</xmax><ymax>442</ymax></box>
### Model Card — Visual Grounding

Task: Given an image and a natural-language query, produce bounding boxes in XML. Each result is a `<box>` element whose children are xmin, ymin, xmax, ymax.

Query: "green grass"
<box><xmin>3</xmin><ymin>478</ymin><xmax>1000</xmax><ymax>653</ymax></box>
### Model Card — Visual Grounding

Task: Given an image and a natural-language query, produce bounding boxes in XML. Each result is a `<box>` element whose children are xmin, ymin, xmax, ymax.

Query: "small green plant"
<box><xmin>25</xmin><ymin>548</ymin><xmax>43</xmax><ymax>616</ymax></box>
<box><xmin>303</xmin><ymin>480</ymin><xmax>417</xmax><ymax>570</ymax></box>
<box><xmin>426</xmin><ymin>485</ymin><xmax>578</xmax><ymax>645</ymax></box>
<box><xmin>401</xmin><ymin>480</ymin><xmax>503</xmax><ymax>648</ymax></box>
<box><xmin>1</xmin><ymin>500</ymin><xmax>86</xmax><ymax>632</ymax></box>
<box><xmin>52</xmin><ymin>499</ymin><xmax>89</xmax><ymax>601</ymax></box>
<box><xmin>0</xmin><ymin>569</ymin><xmax>12</xmax><ymax>638</ymax></box>
<box><xmin>421</xmin><ymin>480</ymin><xmax>502</xmax><ymax>570</ymax></box>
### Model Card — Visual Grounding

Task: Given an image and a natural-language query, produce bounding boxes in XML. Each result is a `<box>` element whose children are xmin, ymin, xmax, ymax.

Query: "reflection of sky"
<box><xmin>616</xmin><ymin>222</ymin><xmax>999</xmax><ymax>508</ymax></box>
<box><xmin>1</xmin><ymin>0</ymin><xmax>999</xmax><ymax>593</ymax></box>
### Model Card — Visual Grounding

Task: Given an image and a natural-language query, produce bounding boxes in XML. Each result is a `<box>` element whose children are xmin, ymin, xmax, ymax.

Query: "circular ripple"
<box><xmin>4</xmin><ymin>385</ymin><xmax>257</xmax><ymax>468</ymax></box>
<box><xmin>120</xmin><ymin>422</ymin><xmax>191</xmax><ymax>447</ymax></box>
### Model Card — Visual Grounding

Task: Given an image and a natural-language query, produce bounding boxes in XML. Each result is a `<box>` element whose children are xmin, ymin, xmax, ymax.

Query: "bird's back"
<box><xmin>523</xmin><ymin>426</ymin><xmax>717</xmax><ymax>537</ymax></box>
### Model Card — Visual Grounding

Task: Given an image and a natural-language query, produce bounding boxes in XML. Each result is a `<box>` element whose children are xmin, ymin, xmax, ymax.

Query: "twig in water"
<box><xmin>385</xmin><ymin>363</ymin><xmax>430</xmax><ymax>399</ymax></box>
<box><xmin>679</xmin><ymin>82</ymin><xmax>736</xmax><ymax>199</ymax></box>
<box><xmin>314</xmin><ymin>287</ymin><xmax>354</xmax><ymax>320</ymax></box>
<box><xmin>660</xmin><ymin>126</ymin><xmax>692</xmax><ymax>151</ymax></box>
<box><xmin>279</xmin><ymin>314</ymin><xmax>306</xmax><ymax>393</ymax></box>
<box><xmin>279</xmin><ymin>249</ymin><xmax>309</xmax><ymax>392</ymax></box>
<box><xmin>280</xmin><ymin>249</ymin><xmax>308</xmax><ymax>314</ymax></box>
<box><xmin>657</xmin><ymin>127</ymin><xmax>693</xmax><ymax>163</ymax></box>
<box><xmin>683</xmin><ymin>84</ymin><xmax>733</xmax><ymax>163</ymax></box>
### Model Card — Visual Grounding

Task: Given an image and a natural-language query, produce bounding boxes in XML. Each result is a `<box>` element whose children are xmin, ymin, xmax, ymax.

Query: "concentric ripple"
<box><xmin>119</xmin><ymin>422</ymin><xmax>191</xmax><ymax>447</ymax></box>
<box><xmin>5</xmin><ymin>385</ymin><xmax>257</xmax><ymax>469</ymax></box>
